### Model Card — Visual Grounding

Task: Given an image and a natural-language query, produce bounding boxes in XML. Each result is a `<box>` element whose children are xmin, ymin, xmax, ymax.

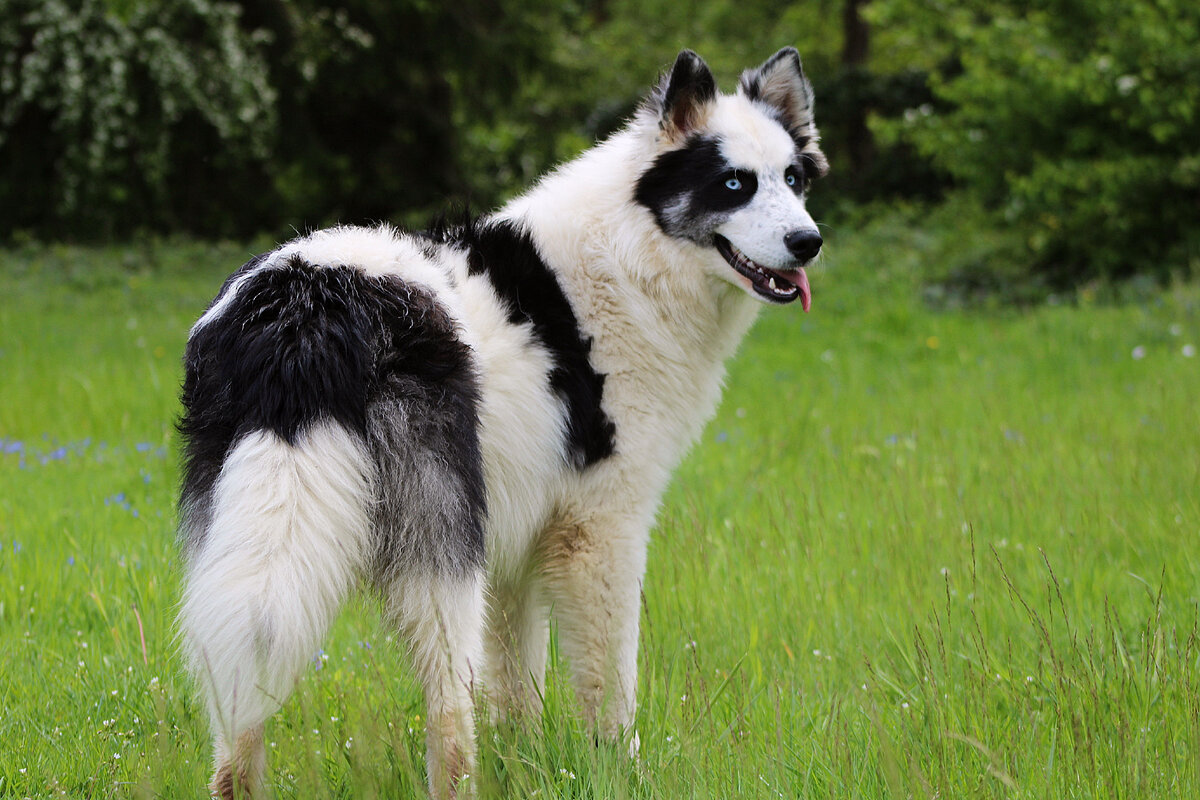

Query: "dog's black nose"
<box><xmin>784</xmin><ymin>230</ymin><xmax>822</xmax><ymax>262</ymax></box>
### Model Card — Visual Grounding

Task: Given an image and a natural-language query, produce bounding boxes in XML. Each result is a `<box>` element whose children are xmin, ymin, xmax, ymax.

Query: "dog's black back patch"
<box><xmin>455</xmin><ymin>218</ymin><xmax>617</xmax><ymax>469</ymax></box>
<box><xmin>178</xmin><ymin>256</ymin><xmax>485</xmax><ymax>573</ymax></box>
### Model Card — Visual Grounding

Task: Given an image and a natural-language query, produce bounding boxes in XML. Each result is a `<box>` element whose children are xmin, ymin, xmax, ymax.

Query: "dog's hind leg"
<box><xmin>482</xmin><ymin>575</ymin><xmax>549</xmax><ymax>724</ymax></box>
<box><xmin>383</xmin><ymin>570</ymin><xmax>485</xmax><ymax>799</ymax></box>
<box><xmin>178</xmin><ymin>421</ymin><xmax>373</xmax><ymax>798</ymax></box>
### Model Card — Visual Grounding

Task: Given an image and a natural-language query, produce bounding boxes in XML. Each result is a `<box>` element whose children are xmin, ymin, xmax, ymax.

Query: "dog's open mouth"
<box><xmin>714</xmin><ymin>235</ymin><xmax>811</xmax><ymax>311</ymax></box>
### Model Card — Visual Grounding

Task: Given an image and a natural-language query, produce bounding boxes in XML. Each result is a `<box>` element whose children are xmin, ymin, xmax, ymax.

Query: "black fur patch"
<box><xmin>657</xmin><ymin>50</ymin><xmax>717</xmax><ymax>136</ymax></box>
<box><xmin>178</xmin><ymin>256</ymin><xmax>485</xmax><ymax>572</ymax></box>
<box><xmin>635</xmin><ymin>136</ymin><xmax>757</xmax><ymax>240</ymax></box>
<box><xmin>364</xmin><ymin>280</ymin><xmax>485</xmax><ymax>577</ymax></box>
<box><xmin>458</xmin><ymin>219</ymin><xmax>616</xmax><ymax>469</ymax></box>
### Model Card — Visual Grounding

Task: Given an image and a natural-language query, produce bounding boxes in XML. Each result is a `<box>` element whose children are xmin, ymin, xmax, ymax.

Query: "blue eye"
<box><xmin>725</xmin><ymin>177</ymin><xmax>742</xmax><ymax>191</ymax></box>
<box><xmin>785</xmin><ymin>173</ymin><xmax>797</xmax><ymax>187</ymax></box>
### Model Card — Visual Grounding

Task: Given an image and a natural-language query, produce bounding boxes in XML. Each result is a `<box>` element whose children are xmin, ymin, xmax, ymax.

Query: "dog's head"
<box><xmin>634</xmin><ymin>49</ymin><xmax>828</xmax><ymax>310</ymax></box>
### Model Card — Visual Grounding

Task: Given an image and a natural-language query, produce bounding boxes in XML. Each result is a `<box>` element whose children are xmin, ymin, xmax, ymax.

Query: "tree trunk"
<box><xmin>842</xmin><ymin>0</ymin><xmax>874</xmax><ymax>175</ymax></box>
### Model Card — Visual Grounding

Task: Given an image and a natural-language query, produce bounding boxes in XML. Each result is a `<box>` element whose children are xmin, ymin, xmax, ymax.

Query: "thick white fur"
<box><xmin>479</xmin><ymin>93</ymin><xmax>813</xmax><ymax>740</ymax></box>
<box><xmin>179</xmin><ymin>421</ymin><xmax>374</xmax><ymax>793</ymax></box>
<box><xmin>183</xmin><ymin>83</ymin><xmax>809</xmax><ymax>795</ymax></box>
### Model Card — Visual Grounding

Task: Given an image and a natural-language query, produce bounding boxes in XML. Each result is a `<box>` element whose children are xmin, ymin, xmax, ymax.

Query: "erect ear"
<box><xmin>739</xmin><ymin>48</ymin><xmax>826</xmax><ymax>172</ymax></box>
<box><xmin>651</xmin><ymin>50</ymin><xmax>717</xmax><ymax>142</ymax></box>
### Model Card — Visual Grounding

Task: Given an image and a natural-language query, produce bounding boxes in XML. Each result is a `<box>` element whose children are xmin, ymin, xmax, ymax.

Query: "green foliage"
<box><xmin>0</xmin><ymin>0</ymin><xmax>576</xmax><ymax>239</ymax></box>
<box><xmin>258</xmin><ymin>0</ymin><xmax>579</xmax><ymax>228</ymax></box>
<box><xmin>0</xmin><ymin>0</ymin><xmax>276</xmax><ymax>238</ymax></box>
<box><xmin>873</xmin><ymin>0</ymin><xmax>1200</xmax><ymax>286</ymax></box>
<box><xmin>4</xmin><ymin>0</ymin><xmax>1197</xmax><ymax>294</ymax></box>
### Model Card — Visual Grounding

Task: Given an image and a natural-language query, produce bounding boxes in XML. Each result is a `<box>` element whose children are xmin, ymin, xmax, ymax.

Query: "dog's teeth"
<box><xmin>769</xmin><ymin>277</ymin><xmax>777</xmax><ymax>291</ymax></box>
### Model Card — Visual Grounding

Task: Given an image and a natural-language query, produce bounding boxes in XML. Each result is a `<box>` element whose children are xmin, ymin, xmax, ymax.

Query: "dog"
<box><xmin>177</xmin><ymin>47</ymin><xmax>826</xmax><ymax>798</ymax></box>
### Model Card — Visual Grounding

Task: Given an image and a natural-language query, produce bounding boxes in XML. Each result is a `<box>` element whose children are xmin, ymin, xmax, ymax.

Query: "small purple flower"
<box><xmin>67</xmin><ymin>556</ymin><xmax>75</xmax><ymax>566</ymax></box>
<box><xmin>135</xmin><ymin>442</ymin><xmax>152</xmax><ymax>453</ymax></box>
<box><xmin>2</xmin><ymin>440</ymin><xmax>23</xmax><ymax>454</ymax></box>
<box><xmin>715</xmin><ymin>431</ymin><xmax>729</xmax><ymax>443</ymax></box>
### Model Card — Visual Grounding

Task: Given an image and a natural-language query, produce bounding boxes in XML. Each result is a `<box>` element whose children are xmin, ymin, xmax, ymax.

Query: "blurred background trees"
<box><xmin>1</xmin><ymin>0</ymin><xmax>1196</xmax><ymax>291</ymax></box>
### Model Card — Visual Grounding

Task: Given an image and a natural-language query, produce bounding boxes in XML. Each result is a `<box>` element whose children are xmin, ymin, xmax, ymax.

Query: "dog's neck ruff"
<box><xmin>498</xmin><ymin>126</ymin><xmax>766</xmax><ymax>351</ymax></box>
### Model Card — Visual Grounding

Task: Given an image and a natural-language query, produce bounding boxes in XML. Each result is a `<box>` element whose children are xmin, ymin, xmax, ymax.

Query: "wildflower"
<box><xmin>1183</xmin><ymin>344</ymin><xmax>1196</xmax><ymax>358</ymax></box>
<box><xmin>925</xmin><ymin>336</ymin><xmax>939</xmax><ymax>349</ymax></box>
<box><xmin>1132</xmin><ymin>345</ymin><xmax>1146</xmax><ymax>360</ymax></box>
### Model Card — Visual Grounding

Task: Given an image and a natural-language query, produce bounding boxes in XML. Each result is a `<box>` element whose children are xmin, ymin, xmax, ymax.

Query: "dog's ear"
<box><xmin>652</xmin><ymin>50</ymin><xmax>717</xmax><ymax>142</ymax></box>
<box><xmin>739</xmin><ymin>48</ymin><xmax>828</xmax><ymax>175</ymax></box>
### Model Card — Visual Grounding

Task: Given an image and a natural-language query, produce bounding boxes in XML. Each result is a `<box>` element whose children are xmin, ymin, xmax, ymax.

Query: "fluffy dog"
<box><xmin>177</xmin><ymin>47</ymin><xmax>826</xmax><ymax>798</ymax></box>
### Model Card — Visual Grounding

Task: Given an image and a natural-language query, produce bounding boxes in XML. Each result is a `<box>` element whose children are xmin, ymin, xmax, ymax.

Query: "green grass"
<box><xmin>1</xmin><ymin>221</ymin><xmax>1198</xmax><ymax>798</ymax></box>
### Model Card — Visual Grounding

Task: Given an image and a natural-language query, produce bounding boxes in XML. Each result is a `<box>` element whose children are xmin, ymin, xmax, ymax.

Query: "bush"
<box><xmin>874</xmin><ymin>0</ymin><xmax>1200</xmax><ymax>287</ymax></box>
<box><xmin>0</xmin><ymin>0</ymin><xmax>277</xmax><ymax>238</ymax></box>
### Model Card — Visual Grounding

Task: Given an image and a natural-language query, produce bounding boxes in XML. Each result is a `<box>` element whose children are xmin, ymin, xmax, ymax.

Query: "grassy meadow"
<box><xmin>1</xmin><ymin>219</ymin><xmax>1198</xmax><ymax>798</ymax></box>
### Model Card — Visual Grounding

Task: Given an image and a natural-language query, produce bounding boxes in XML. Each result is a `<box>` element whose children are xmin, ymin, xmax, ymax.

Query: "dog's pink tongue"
<box><xmin>797</xmin><ymin>267</ymin><xmax>811</xmax><ymax>313</ymax></box>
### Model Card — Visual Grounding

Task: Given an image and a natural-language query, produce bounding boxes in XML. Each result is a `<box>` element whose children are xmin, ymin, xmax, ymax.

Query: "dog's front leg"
<box><xmin>542</xmin><ymin>514</ymin><xmax>646</xmax><ymax>752</ymax></box>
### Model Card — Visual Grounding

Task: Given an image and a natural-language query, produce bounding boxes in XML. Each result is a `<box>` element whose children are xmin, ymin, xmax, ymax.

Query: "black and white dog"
<box><xmin>178</xmin><ymin>48</ymin><xmax>826</xmax><ymax>798</ymax></box>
